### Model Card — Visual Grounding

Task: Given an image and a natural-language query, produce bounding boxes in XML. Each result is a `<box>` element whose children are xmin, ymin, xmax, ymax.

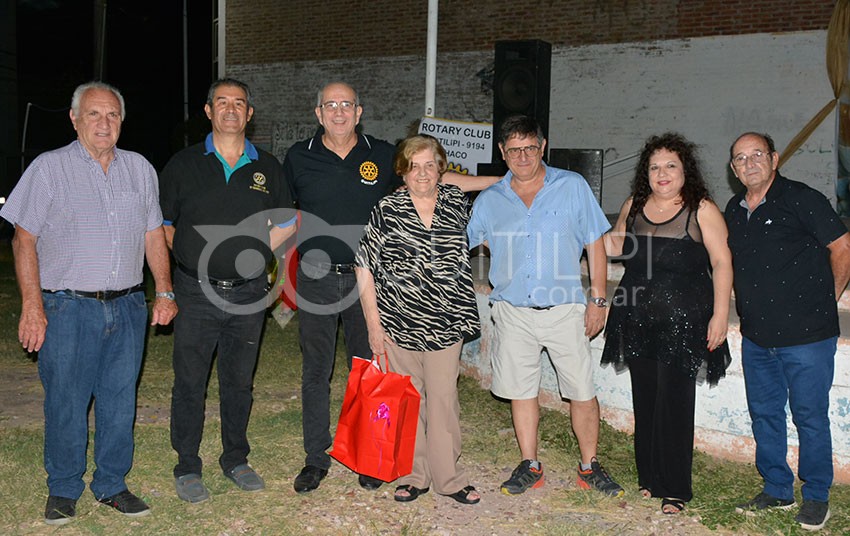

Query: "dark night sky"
<box><xmin>17</xmin><ymin>0</ymin><xmax>213</xmax><ymax>171</ymax></box>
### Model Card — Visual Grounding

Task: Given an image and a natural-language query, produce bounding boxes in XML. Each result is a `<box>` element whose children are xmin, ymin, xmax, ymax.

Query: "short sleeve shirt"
<box><xmin>283</xmin><ymin>128</ymin><xmax>402</xmax><ymax>264</ymax></box>
<box><xmin>725</xmin><ymin>173</ymin><xmax>846</xmax><ymax>347</ymax></box>
<box><xmin>159</xmin><ymin>138</ymin><xmax>295</xmax><ymax>280</ymax></box>
<box><xmin>0</xmin><ymin>141</ymin><xmax>161</xmax><ymax>291</ymax></box>
<box><xmin>356</xmin><ymin>184</ymin><xmax>480</xmax><ymax>351</ymax></box>
<box><xmin>467</xmin><ymin>165</ymin><xmax>611</xmax><ymax>307</ymax></box>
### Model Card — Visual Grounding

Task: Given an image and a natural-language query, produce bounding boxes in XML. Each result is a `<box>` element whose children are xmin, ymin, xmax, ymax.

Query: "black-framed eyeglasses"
<box><xmin>732</xmin><ymin>149</ymin><xmax>771</xmax><ymax>168</ymax></box>
<box><xmin>504</xmin><ymin>145</ymin><xmax>541</xmax><ymax>158</ymax></box>
<box><xmin>319</xmin><ymin>101</ymin><xmax>358</xmax><ymax>111</ymax></box>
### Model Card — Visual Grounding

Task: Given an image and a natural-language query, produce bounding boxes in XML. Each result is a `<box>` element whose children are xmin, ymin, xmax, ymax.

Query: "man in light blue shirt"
<box><xmin>468</xmin><ymin>115</ymin><xmax>622</xmax><ymax>497</ymax></box>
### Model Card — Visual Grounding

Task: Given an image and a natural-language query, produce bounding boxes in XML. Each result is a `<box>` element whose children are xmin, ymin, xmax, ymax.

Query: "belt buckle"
<box><xmin>95</xmin><ymin>290</ymin><xmax>107</xmax><ymax>301</ymax></box>
<box><xmin>216</xmin><ymin>280</ymin><xmax>235</xmax><ymax>290</ymax></box>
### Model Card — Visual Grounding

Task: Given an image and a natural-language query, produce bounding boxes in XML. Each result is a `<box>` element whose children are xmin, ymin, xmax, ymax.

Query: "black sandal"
<box><xmin>639</xmin><ymin>487</ymin><xmax>651</xmax><ymax>499</ymax></box>
<box><xmin>661</xmin><ymin>497</ymin><xmax>685</xmax><ymax>515</ymax></box>
<box><xmin>447</xmin><ymin>485</ymin><xmax>480</xmax><ymax>505</ymax></box>
<box><xmin>394</xmin><ymin>484</ymin><xmax>429</xmax><ymax>502</ymax></box>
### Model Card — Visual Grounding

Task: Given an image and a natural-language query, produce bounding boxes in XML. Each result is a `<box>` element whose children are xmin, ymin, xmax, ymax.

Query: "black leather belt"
<box><xmin>302</xmin><ymin>260</ymin><xmax>356</xmax><ymax>274</ymax></box>
<box><xmin>43</xmin><ymin>284</ymin><xmax>145</xmax><ymax>301</ymax></box>
<box><xmin>529</xmin><ymin>305</ymin><xmax>554</xmax><ymax>310</ymax></box>
<box><xmin>177</xmin><ymin>263</ymin><xmax>256</xmax><ymax>289</ymax></box>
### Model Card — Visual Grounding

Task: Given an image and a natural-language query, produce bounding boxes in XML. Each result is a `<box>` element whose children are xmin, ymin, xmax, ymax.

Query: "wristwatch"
<box><xmin>156</xmin><ymin>291</ymin><xmax>176</xmax><ymax>300</ymax></box>
<box><xmin>589</xmin><ymin>296</ymin><xmax>608</xmax><ymax>308</ymax></box>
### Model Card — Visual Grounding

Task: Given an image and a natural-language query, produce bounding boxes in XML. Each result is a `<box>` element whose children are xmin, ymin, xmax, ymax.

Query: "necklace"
<box><xmin>648</xmin><ymin>196</ymin><xmax>679</xmax><ymax>213</ymax></box>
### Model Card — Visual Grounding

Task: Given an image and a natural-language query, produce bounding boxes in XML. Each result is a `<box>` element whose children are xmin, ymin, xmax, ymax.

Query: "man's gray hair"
<box><xmin>71</xmin><ymin>81</ymin><xmax>126</xmax><ymax>119</ymax></box>
<box><xmin>316</xmin><ymin>82</ymin><xmax>360</xmax><ymax>107</ymax></box>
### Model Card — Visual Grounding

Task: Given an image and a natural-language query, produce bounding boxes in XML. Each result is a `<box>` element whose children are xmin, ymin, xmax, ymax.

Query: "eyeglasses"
<box><xmin>504</xmin><ymin>145</ymin><xmax>541</xmax><ymax>158</ymax></box>
<box><xmin>731</xmin><ymin>149</ymin><xmax>771</xmax><ymax>168</ymax></box>
<box><xmin>319</xmin><ymin>101</ymin><xmax>358</xmax><ymax>111</ymax></box>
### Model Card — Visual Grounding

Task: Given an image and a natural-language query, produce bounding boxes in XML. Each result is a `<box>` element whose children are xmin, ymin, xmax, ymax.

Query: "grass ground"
<box><xmin>0</xmin><ymin>241</ymin><xmax>847</xmax><ymax>535</ymax></box>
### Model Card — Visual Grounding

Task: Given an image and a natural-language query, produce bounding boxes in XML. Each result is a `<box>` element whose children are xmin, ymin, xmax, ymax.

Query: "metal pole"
<box><xmin>183</xmin><ymin>0</ymin><xmax>189</xmax><ymax>147</ymax></box>
<box><xmin>217</xmin><ymin>0</ymin><xmax>226</xmax><ymax>78</ymax></box>
<box><xmin>21</xmin><ymin>102</ymin><xmax>31</xmax><ymax>174</ymax></box>
<box><xmin>94</xmin><ymin>0</ymin><xmax>107</xmax><ymax>80</ymax></box>
<box><xmin>424</xmin><ymin>0</ymin><xmax>437</xmax><ymax>117</ymax></box>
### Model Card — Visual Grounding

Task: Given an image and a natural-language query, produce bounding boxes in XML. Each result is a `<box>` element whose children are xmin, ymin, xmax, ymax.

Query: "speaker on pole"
<box><xmin>479</xmin><ymin>39</ymin><xmax>552</xmax><ymax>177</ymax></box>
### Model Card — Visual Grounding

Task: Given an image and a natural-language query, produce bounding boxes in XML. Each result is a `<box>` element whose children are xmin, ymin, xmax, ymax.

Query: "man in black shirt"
<box><xmin>725</xmin><ymin>132</ymin><xmax>850</xmax><ymax>531</ymax></box>
<box><xmin>160</xmin><ymin>79</ymin><xmax>296</xmax><ymax>503</ymax></box>
<box><xmin>285</xmin><ymin>82</ymin><xmax>497</xmax><ymax>493</ymax></box>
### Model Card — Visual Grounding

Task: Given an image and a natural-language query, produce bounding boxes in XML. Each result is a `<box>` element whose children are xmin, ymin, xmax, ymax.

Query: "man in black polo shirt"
<box><xmin>725</xmin><ymin>132</ymin><xmax>850</xmax><ymax>531</ymax></box>
<box><xmin>160</xmin><ymin>78</ymin><xmax>296</xmax><ymax>503</ymax></box>
<box><xmin>286</xmin><ymin>82</ymin><xmax>497</xmax><ymax>493</ymax></box>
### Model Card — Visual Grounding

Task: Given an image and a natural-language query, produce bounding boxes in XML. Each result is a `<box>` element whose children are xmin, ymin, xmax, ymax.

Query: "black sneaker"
<box><xmin>44</xmin><ymin>495</ymin><xmax>76</xmax><ymax>525</ymax></box>
<box><xmin>97</xmin><ymin>490</ymin><xmax>151</xmax><ymax>517</ymax></box>
<box><xmin>795</xmin><ymin>500</ymin><xmax>830</xmax><ymax>531</ymax></box>
<box><xmin>735</xmin><ymin>492</ymin><xmax>795</xmax><ymax>516</ymax></box>
<box><xmin>576</xmin><ymin>457</ymin><xmax>624</xmax><ymax>497</ymax></box>
<box><xmin>500</xmin><ymin>460</ymin><xmax>544</xmax><ymax>495</ymax></box>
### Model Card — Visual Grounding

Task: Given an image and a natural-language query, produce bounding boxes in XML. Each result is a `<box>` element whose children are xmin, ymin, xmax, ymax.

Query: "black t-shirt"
<box><xmin>160</xmin><ymin>140</ymin><xmax>295</xmax><ymax>280</ymax></box>
<box><xmin>725</xmin><ymin>174</ymin><xmax>846</xmax><ymax>347</ymax></box>
<box><xmin>283</xmin><ymin>128</ymin><xmax>402</xmax><ymax>264</ymax></box>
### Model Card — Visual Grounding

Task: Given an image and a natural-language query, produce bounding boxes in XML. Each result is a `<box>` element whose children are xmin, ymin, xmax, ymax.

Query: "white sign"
<box><xmin>418</xmin><ymin>117</ymin><xmax>492</xmax><ymax>175</ymax></box>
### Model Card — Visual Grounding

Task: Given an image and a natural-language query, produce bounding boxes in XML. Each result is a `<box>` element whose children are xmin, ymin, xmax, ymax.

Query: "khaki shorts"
<box><xmin>490</xmin><ymin>301</ymin><xmax>596</xmax><ymax>401</ymax></box>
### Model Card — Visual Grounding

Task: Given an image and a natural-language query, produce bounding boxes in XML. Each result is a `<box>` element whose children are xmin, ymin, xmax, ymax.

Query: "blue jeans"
<box><xmin>296</xmin><ymin>263</ymin><xmax>370</xmax><ymax>470</ymax></box>
<box><xmin>741</xmin><ymin>336</ymin><xmax>835</xmax><ymax>502</ymax></box>
<box><xmin>39</xmin><ymin>290</ymin><xmax>147</xmax><ymax>500</ymax></box>
<box><xmin>170</xmin><ymin>268</ymin><xmax>268</xmax><ymax>477</ymax></box>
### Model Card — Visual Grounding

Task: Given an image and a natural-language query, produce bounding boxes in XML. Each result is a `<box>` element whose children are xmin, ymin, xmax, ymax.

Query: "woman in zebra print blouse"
<box><xmin>356</xmin><ymin>135</ymin><xmax>481</xmax><ymax>505</ymax></box>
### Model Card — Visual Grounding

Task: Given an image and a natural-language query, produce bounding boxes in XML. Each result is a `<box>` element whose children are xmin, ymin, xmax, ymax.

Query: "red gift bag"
<box><xmin>330</xmin><ymin>354</ymin><xmax>421</xmax><ymax>481</ymax></box>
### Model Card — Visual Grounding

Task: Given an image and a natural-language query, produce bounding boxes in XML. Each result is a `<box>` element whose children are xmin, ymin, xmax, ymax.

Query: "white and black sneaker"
<box><xmin>44</xmin><ymin>495</ymin><xmax>76</xmax><ymax>525</ymax></box>
<box><xmin>795</xmin><ymin>500</ymin><xmax>830</xmax><ymax>531</ymax></box>
<box><xmin>735</xmin><ymin>492</ymin><xmax>795</xmax><ymax>516</ymax></box>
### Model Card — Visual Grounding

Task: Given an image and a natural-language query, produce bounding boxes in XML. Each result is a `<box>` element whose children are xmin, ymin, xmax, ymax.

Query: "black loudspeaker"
<box><xmin>491</xmin><ymin>40</ymin><xmax>551</xmax><ymax>162</ymax></box>
<box><xmin>549</xmin><ymin>149</ymin><xmax>604</xmax><ymax>203</ymax></box>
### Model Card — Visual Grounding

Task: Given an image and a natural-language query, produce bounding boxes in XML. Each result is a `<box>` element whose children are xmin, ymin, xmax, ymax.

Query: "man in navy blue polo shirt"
<box><xmin>285</xmin><ymin>82</ymin><xmax>497</xmax><ymax>493</ymax></box>
<box><xmin>725</xmin><ymin>132</ymin><xmax>850</xmax><ymax>531</ymax></box>
<box><xmin>160</xmin><ymin>78</ymin><xmax>296</xmax><ymax>503</ymax></box>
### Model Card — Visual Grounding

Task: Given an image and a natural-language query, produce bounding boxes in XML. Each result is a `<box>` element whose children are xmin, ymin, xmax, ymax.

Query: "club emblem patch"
<box><xmin>359</xmin><ymin>161</ymin><xmax>378</xmax><ymax>184</ymax></box>
<box><xmin>249</xmin><ymin>172</ymin><xmax>269</xmax><ymax>194</ymax></box>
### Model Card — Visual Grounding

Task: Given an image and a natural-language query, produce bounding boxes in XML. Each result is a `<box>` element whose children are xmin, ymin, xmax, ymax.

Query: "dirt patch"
<box><xmin>0</xmin><ymin>359</ymin><xmax>42</xmax><ymax>427</ymax></box>
<box><xmin>0</xmin><ymin>358</ymin><xmax>179</xmax><ymax>428</ymax></box>
<box><xmin>291</xmin><ymin>459</ymin><xmax>730</xmax><ymax>536</ymax></box>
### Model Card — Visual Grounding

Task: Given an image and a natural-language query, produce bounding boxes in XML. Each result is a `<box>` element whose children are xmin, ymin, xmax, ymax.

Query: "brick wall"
<box><xmin>226</xmin><ymin>0</ymin><xmax>834</xmax><ymax>65</ymax></box>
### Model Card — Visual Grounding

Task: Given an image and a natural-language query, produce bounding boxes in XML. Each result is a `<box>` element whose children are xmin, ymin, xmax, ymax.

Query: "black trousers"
<box><xmin>296</xmin><ymin>263</ymin><xmax>371</xmax><ymax>470</ymax></box>
<box><xmin>629</xmin><ymin>356</ymin><xmax>696</xmax><ymax>501</ymax></box>
<box><xmin>170</xmin><ymin>268</ymin><xmax>268</xmax><ymax>477</ymax></box>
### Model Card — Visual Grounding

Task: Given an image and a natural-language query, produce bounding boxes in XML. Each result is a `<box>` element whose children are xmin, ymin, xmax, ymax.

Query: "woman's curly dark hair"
<box><xmin>629</xmin><ymin>132</ymin><xmax>710</xmax><ymax>218</ymax></box>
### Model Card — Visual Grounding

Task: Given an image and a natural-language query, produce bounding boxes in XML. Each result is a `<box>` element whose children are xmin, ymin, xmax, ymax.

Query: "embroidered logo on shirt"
<box><xmin>765</xmin><ymin>219</ymin><xmax>772</xmax><ymax>225</ymax></box>
<box><xmin>359</xmin><ymin>161</ymin><xmax>379</xmax><ymax>184</ymax></box>
<box><xmin>249</xmin><ymin>172</ymin><xmax>270</xmax><ymax>194</ymax></box>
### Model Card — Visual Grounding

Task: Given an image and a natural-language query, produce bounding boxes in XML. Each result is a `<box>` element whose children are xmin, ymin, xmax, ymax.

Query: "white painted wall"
<box><xmin>232</xmin><ymin>30</ymin><xmax>838</xmax><ymax>214</ymax></box>
<box><xmin>550</xmin><ymin>31</ymin><xmax>837</xmax><ymax>213</ymax></box>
